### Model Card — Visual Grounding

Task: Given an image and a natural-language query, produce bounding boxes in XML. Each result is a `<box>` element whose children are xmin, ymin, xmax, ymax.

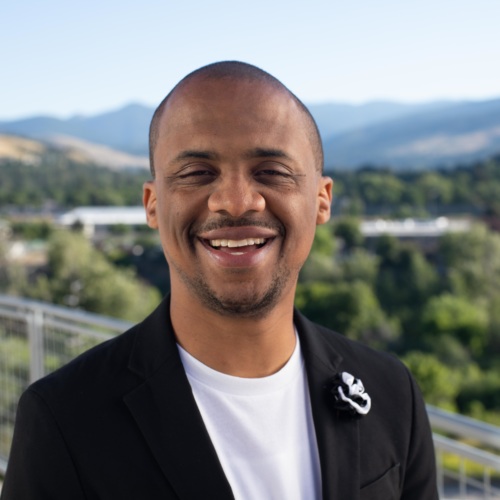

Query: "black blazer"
<box><xmin>2</xmin><ymin>296</ymin><xmax>438</xmax><ymax>499</ymax></box>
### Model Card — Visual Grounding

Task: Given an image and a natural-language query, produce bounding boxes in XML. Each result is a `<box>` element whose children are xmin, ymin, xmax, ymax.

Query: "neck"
<box><xmin>170</xmin><ymin>289</ymin><xmax>297</xmax><ymax>378</ymax></box>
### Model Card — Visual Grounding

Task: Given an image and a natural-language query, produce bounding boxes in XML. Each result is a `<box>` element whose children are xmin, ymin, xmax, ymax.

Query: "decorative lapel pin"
<box><xmin>328</xmin><ymin>372</ymin><xmax>371</xmax><ymax>417</ymax></box>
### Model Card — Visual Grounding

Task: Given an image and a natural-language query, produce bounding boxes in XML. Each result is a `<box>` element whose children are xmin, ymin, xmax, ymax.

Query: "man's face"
<box><xmin>143</xmin><ymin>77</ymin><xmax>332</xmax><ymax>317</ymax></box>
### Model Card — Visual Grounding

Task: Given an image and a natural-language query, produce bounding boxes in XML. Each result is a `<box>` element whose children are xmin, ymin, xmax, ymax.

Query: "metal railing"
<box><xmin>428</xmin><ymin>407</ymin><xmax>500</xmax><ymax>498</ymax></box>
<box><xmin>0</xmin><ymin>294</ymin><xmax>130</xmax><ymax>473</ymax></box>
<box><xmin>1</xmin><ymin>294</ymin><xmax>500</xmax><ymax>498</ymax></box>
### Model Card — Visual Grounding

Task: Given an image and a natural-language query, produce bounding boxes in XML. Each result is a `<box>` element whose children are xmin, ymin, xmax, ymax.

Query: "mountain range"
<box><xmin>1</xmin><ymin>98</ymin><xmax>499</xmax><ymax>171</ymax></box>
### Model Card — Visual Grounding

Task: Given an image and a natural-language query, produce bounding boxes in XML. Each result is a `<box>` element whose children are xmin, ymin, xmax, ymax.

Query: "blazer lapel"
<box><xmin>295</xmin><ymin>310</ymin><xmax>361</xmax><ymax>500</ymax></box>
<box><xmin>123</xmin><ymin>297</ymin><xmax>234</xmax><ymax>500</ymax></box>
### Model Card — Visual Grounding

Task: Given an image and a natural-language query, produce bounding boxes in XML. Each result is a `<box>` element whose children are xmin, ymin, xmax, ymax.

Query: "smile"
<box><xmin>197</xmin><ymin>225</ymin><xmax>279</xmax><ymax>263</ymax></box>
<box><xmin>197</xmin><ymin>232</ymin><xmax>275</xmax><ymax>266</ymax></box>
<box><xmin>209</xmin><ymin>237</ymin><xmax>266</xmax><ymax>248</ymax></box>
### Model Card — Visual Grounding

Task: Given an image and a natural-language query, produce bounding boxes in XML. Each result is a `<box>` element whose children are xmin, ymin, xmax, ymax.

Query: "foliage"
<box><xmin>328</xmin><ymin>155</ymin><xmax>500</xmax><ymax>217</ymax></box>
<box><xmin>296</xmin><ymin>280</ymin><xmax>399</xmax><ymax>349</ymax></box>
<box><xmin>440</xmin><ymin>224</ymin><xmax>500</xmax><ymax>300</ymax></box>
<box><xmin>0</xmin><ymin>239</ymin><xmax>28</xmax><ymax>296</ymax></box>
<box><xmin>375</xmin><ymin>236</ymin><xmax>439</xmax><ymax>338</ymax></box>
<box><xmin>10</xmin><ymin>220</ymin><xmax>54</xmax><ymax>240</ymax></box>
<box><xmin>0</xmin><ymin>154</ymin><xmax>148</xmax><ymax>208</ymax></box>
<box><xmin>295</xmin><ymin>213</ymin><xmax>500</xmax><ymax>419</ymax></box>
<box><xmin>26</xmin><ymin>230</ymin><xmax>161</xmax><ymax>322</ymax></box>
<box><xmin>299</xmin><ymin>224</ymin><xmax>338</xmax><ymax>283</ymax></box>
<box><xmin>0</xmin><ymin>325</ymin><xmax>30</xmax><ymax>456</ymax></box>
<box><xmin>402</xmin><ymin>351</ymin><xmax>460</xmax><ymax>410</ymax></box>
<box><xmin>298</xmin><ymin>220</ymin><xmax>391</xmax><ymax>348</ymax></box>
<box><xmin>333</xmin><ymin>217</ymin><xmax>364</xmax><ymax>249</ymax></box>
<box><xmin>339</xmin><ymin>248</ymin><xmax>379</xmax><ymax>285</ymax></box>
<box><xmin>457</xmin><ymin>367</ymin><xmax>500</xmax><ymax>415</ymax></box>
<box><xmin>422</xmin><ymin>294</ymin><xmax>488</xmax><ymax>357</ymax></box>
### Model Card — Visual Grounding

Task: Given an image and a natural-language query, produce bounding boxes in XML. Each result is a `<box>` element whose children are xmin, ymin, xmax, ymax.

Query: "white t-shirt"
<box><xmin>177</xmin><ymin>334</ymin><xmax>322</xmax><ymax>500</ymax></box>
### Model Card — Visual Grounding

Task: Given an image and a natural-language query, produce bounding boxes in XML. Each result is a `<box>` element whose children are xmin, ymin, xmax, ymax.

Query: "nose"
<box><xmin>208</xmin><ymin>174</ymin><xmax>265</xmax><ymax>217</ymax></box>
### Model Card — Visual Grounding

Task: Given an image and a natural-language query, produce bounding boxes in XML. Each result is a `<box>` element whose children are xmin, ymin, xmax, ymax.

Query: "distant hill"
<box><xmin>0</xmin><ymin>134</ymin><xmax>149</xmax><ymax>171</ymax></box>
<box><xmin>0</xmin><ymin>134</ymin><xmax>48</xmax><ymax>165</ymax></box>
<box><xmin>1</xmin><ymin>98</ymin><xmax>500</xmax><ymax>171</ymax></box>
<box><xmin>307</xmin><ymin>100</ymin><xmax>456</xmax><ymax>140</ymax></box>
<box><xmin>0</xmin><ymin>103</ymin><xmax>153</xmax><ymax>156</ymax></box>
<box><xmin>44</xmin><ymin>135</ymin><xmax>149</xmax><ymax>170</ymax></box>
<box><xmin>323</xmin><ymin>98</ymin><xmax>500</xmax><ymax>169</ymax></box>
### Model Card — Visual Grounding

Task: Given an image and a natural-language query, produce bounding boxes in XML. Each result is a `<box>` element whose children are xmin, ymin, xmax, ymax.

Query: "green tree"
<box><xmin>300</xmin><ymin>224</ymin><xmax>338</xmax><ymax>283</ymax></box>
<box><xmin>422</xmin><ymin>294</ymin><xmax>489</xmax><ymax>357</ymax></box>
<box><xmin>357</xmin><ymin>172</ymin><xmax>404</xmax><ymax>206</ymax></box>
<box><xmin>29</xmin><ymin>230</ymin><xmax>161</xmax><ymax>322</ymax></box>
<box><xmin>339</xmin><ymin>248</ymin><xmax>379</xmax><ymax>285</ymax></box>
<box><xmin>375</xmin><ymin>237</ymin><xmax>439</xmax><ymax>339</ymax></box>
<box><xmin>0</xmin><ymin>239</ymin><xmax>28</xmax><ymax>296</ymax></box>
<box><xmin>296</xmin><ymin>281</ymin><xmax>399</xmax><ymax>349</ymax></box>
<box><xmin>457</xmin><ymin>367</ymin><xmax>500</xmax><ymax>415</ymax></box>
<box><xmin>440</xmin><ymin>224</ymin><xmax>500</xmax><ymax>300</ymax></box>
<box><xmin>415</xmin><ymin>172</ymin><xmax>453</xmax><ymax>207</ymax></box>
<box><xmin>11</xmin><ymin>220</ymin><xmax>53</xmax><ymax>240</ymax></box>
<box><xmin>402</xmin><ymin>351</ymin><xmax>460</xmax><ymax>410</ymax></box>
<box><xmin>333</xmin><ymin>217</ymin><xmax>364</xmax><ymax>250</ymax></box>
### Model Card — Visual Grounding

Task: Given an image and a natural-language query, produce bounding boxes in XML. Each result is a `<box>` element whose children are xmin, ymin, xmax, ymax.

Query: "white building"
<box><xmin>360</xmin><ymin>217</ymin><xmax>471</xmax><ymax>238</ymax></box>
<box><xmin>57</xmin><ymin>207</ymin><xmax>147</xmax><ymax>237</ymax></box>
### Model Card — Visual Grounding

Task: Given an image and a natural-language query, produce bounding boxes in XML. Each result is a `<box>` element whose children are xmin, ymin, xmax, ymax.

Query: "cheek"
<box><xmin>155</xmin><ymin>197</ymin><xmax>184</xmax><ymax>253</ymax></box>
<box><xmin>158</xmin><ymin>193</ymin><xmax>207</xmax><ymax>251</ymax></box>
<box><xmin>279</xmin><ymin>203</ymin><xmax>317</xmax><ymax>257</ymax></box>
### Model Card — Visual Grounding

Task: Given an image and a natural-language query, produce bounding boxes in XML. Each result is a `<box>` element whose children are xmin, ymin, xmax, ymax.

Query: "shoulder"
<box><xmin>28</xmin><ymin>296</ymin><xmax>173</xmax><ymax>403</ymax></box>
<box><xmin>27</xmin><ymin>322</ymin><xmax>140</xmax><ymax>408</ymax></box>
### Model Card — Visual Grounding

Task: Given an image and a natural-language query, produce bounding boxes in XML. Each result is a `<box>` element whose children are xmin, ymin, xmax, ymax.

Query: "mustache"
<box><xmin>192</xmin><ymin>216</ymin><xmax>285</xmax><ymax>237</ymax></box>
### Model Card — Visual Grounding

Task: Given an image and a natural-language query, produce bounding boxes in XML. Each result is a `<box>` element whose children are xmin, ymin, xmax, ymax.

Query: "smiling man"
<box><xmin>143</xmin><ymin>67</ymin><xmax>332</xmax><ymax>378</ymax></box>
<box><xmin>2</xmin><ymin>62</ymin><xmax>438</xmax><ymax>500</ymax></box>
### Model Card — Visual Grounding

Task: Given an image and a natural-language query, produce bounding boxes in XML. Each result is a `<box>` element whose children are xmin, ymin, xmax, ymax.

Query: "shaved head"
<box><xmin>149</xmin><ymin>61</ymin><xmax>323</xmax><ymax>177</ymax></box>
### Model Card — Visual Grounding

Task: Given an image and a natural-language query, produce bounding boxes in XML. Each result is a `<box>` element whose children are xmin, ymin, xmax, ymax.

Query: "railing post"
<box><xmin>459</xmin><ymin>459</ymin><xmax>466</xmax><ymax>498</ymax></box>
<box><xmin>437</xmin><ymin>450</ymin><xmax>444</xmax><ymax>498</ymax></box>
<box><xmin>483</xmin><ymin>468</ymin><xmax>490</xmax><ymax>499</ymax></box>
<box><xmin>28</xmin><ymin>307</ymin><xmax>45</xmax><ymax>383</ymax></box>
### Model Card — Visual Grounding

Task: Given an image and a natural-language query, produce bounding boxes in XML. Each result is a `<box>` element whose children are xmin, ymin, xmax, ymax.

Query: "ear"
<box><xmin>316</xmin><ymin>176</ymin><xmax>333</xmax><ymax>225</ymax></box>
<box><xmin>143</xmin><ymin>180</ymin><xmax>159</xmax><ymax>229</ymax></box>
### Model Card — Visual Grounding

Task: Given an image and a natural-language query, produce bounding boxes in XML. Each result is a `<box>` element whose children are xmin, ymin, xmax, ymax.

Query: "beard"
<box><xmin>171</xmin><ymin>260</ymin><xmax>295</xmax><ymax>319</ymax></box>
<box><xmin>170</xmin><ymin>215</ymin><xmax>298</xmax><ymax>317</ymax></box>
<box><xmin>168</xmin><ymin>214</ymin><xmax>305</xmax><ymax>317</ymax></box>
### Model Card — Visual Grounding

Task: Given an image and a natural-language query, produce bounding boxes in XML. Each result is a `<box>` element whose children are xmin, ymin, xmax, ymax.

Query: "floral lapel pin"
<box><xmin>328</xmin><ymin>372</ymin><xmax>371</xmax><ymax>418</ymax></box>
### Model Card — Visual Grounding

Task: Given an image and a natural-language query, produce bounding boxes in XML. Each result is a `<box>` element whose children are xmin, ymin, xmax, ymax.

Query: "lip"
<box><xmin>197</xmin><ymin>226</ymin><xmax>279</xmax><ymax>241</ymax></box>
<box><xmin>197</xmin><ymin>232</ymin><xmax>278</xmax><ymax>269</ymax></box>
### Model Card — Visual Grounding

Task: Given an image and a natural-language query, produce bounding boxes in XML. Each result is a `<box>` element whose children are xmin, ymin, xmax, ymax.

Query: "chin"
<box><xmin>193</xmin><ymin>276</ymin><xmax>291</xmax><ymax>319</ymax></box>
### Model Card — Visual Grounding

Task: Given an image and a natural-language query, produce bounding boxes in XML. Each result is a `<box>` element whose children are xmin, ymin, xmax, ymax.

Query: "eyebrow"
<box><xmin>243</xmin><ymin>148</ymin><xmax>293</xmax><ymax>161</ymax></box>
<box><xmin>171</xmin><ymin>150</ymin><xmax>219</xmax><ymax>163</ymax></box>
<box><xmin>170</xmin><ymin>147</ymin><xmax>293</xmax><ymax>165</ymax></box>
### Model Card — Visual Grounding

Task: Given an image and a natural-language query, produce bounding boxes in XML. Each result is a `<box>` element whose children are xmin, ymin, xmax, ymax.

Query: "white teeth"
<box><xmin>210</xmin><ymin>237</ymin><xmax>265</xmax><ymax>248</ymax></box>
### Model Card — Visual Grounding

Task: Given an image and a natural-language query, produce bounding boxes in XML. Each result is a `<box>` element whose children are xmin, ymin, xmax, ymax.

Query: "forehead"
<box><xmin>166</xmin><ymin>77</ymin><xmax>302</xmax><ymax>122</ymax></box>
<box><xmin>155</xmin><ymin>77</ymin><xmax>313</xmax><ymax>162</ymax></box>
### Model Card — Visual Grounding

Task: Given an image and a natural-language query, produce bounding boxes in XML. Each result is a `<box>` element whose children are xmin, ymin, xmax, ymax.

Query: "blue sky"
<box><xmin>2</xmin><ymin>0</ymin><xmax>499</xmax><ymax>119</ymax></box>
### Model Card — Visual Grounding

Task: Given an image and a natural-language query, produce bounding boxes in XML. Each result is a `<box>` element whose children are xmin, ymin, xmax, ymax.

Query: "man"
<box><xmin>2</xmin><ymin>62</ymin><xmax>438</xmax><ymax>499</ymax></box>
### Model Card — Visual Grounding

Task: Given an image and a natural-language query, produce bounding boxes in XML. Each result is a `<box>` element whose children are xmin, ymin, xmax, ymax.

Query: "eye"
<box><xmin>255</xmin><ymin>161</ymin><xmax>290</xmax><ymax>175</ymax></box>
<box><xmin>254</xmin><ymin>162</ymin><xmax>297</xmax><ymax>185</ymax></box>
<box><xmin>178</xmin><ymin>169</ymin><xmax>215</xmax><ymax>178</ymax></box>
<box><xmin>168</xmin><ymin>164</ymin><xmax>217</xmax><ymax>186</ymax></box>
<box><xmin>256</xmin><ymin>169</ymin><xmax>290</xmax><ymax>177</ymax></box>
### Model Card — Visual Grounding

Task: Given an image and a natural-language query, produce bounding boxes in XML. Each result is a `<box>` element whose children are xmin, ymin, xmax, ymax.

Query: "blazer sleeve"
<box><xmin>401</xmin><ymin>369</ymin><xmax>439</xmax><ymax>500</ymax></box>
<box><xmin>1</xmin><ymin>389</ymin><xmax>86</xmax><ymax>500</ymax></box>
